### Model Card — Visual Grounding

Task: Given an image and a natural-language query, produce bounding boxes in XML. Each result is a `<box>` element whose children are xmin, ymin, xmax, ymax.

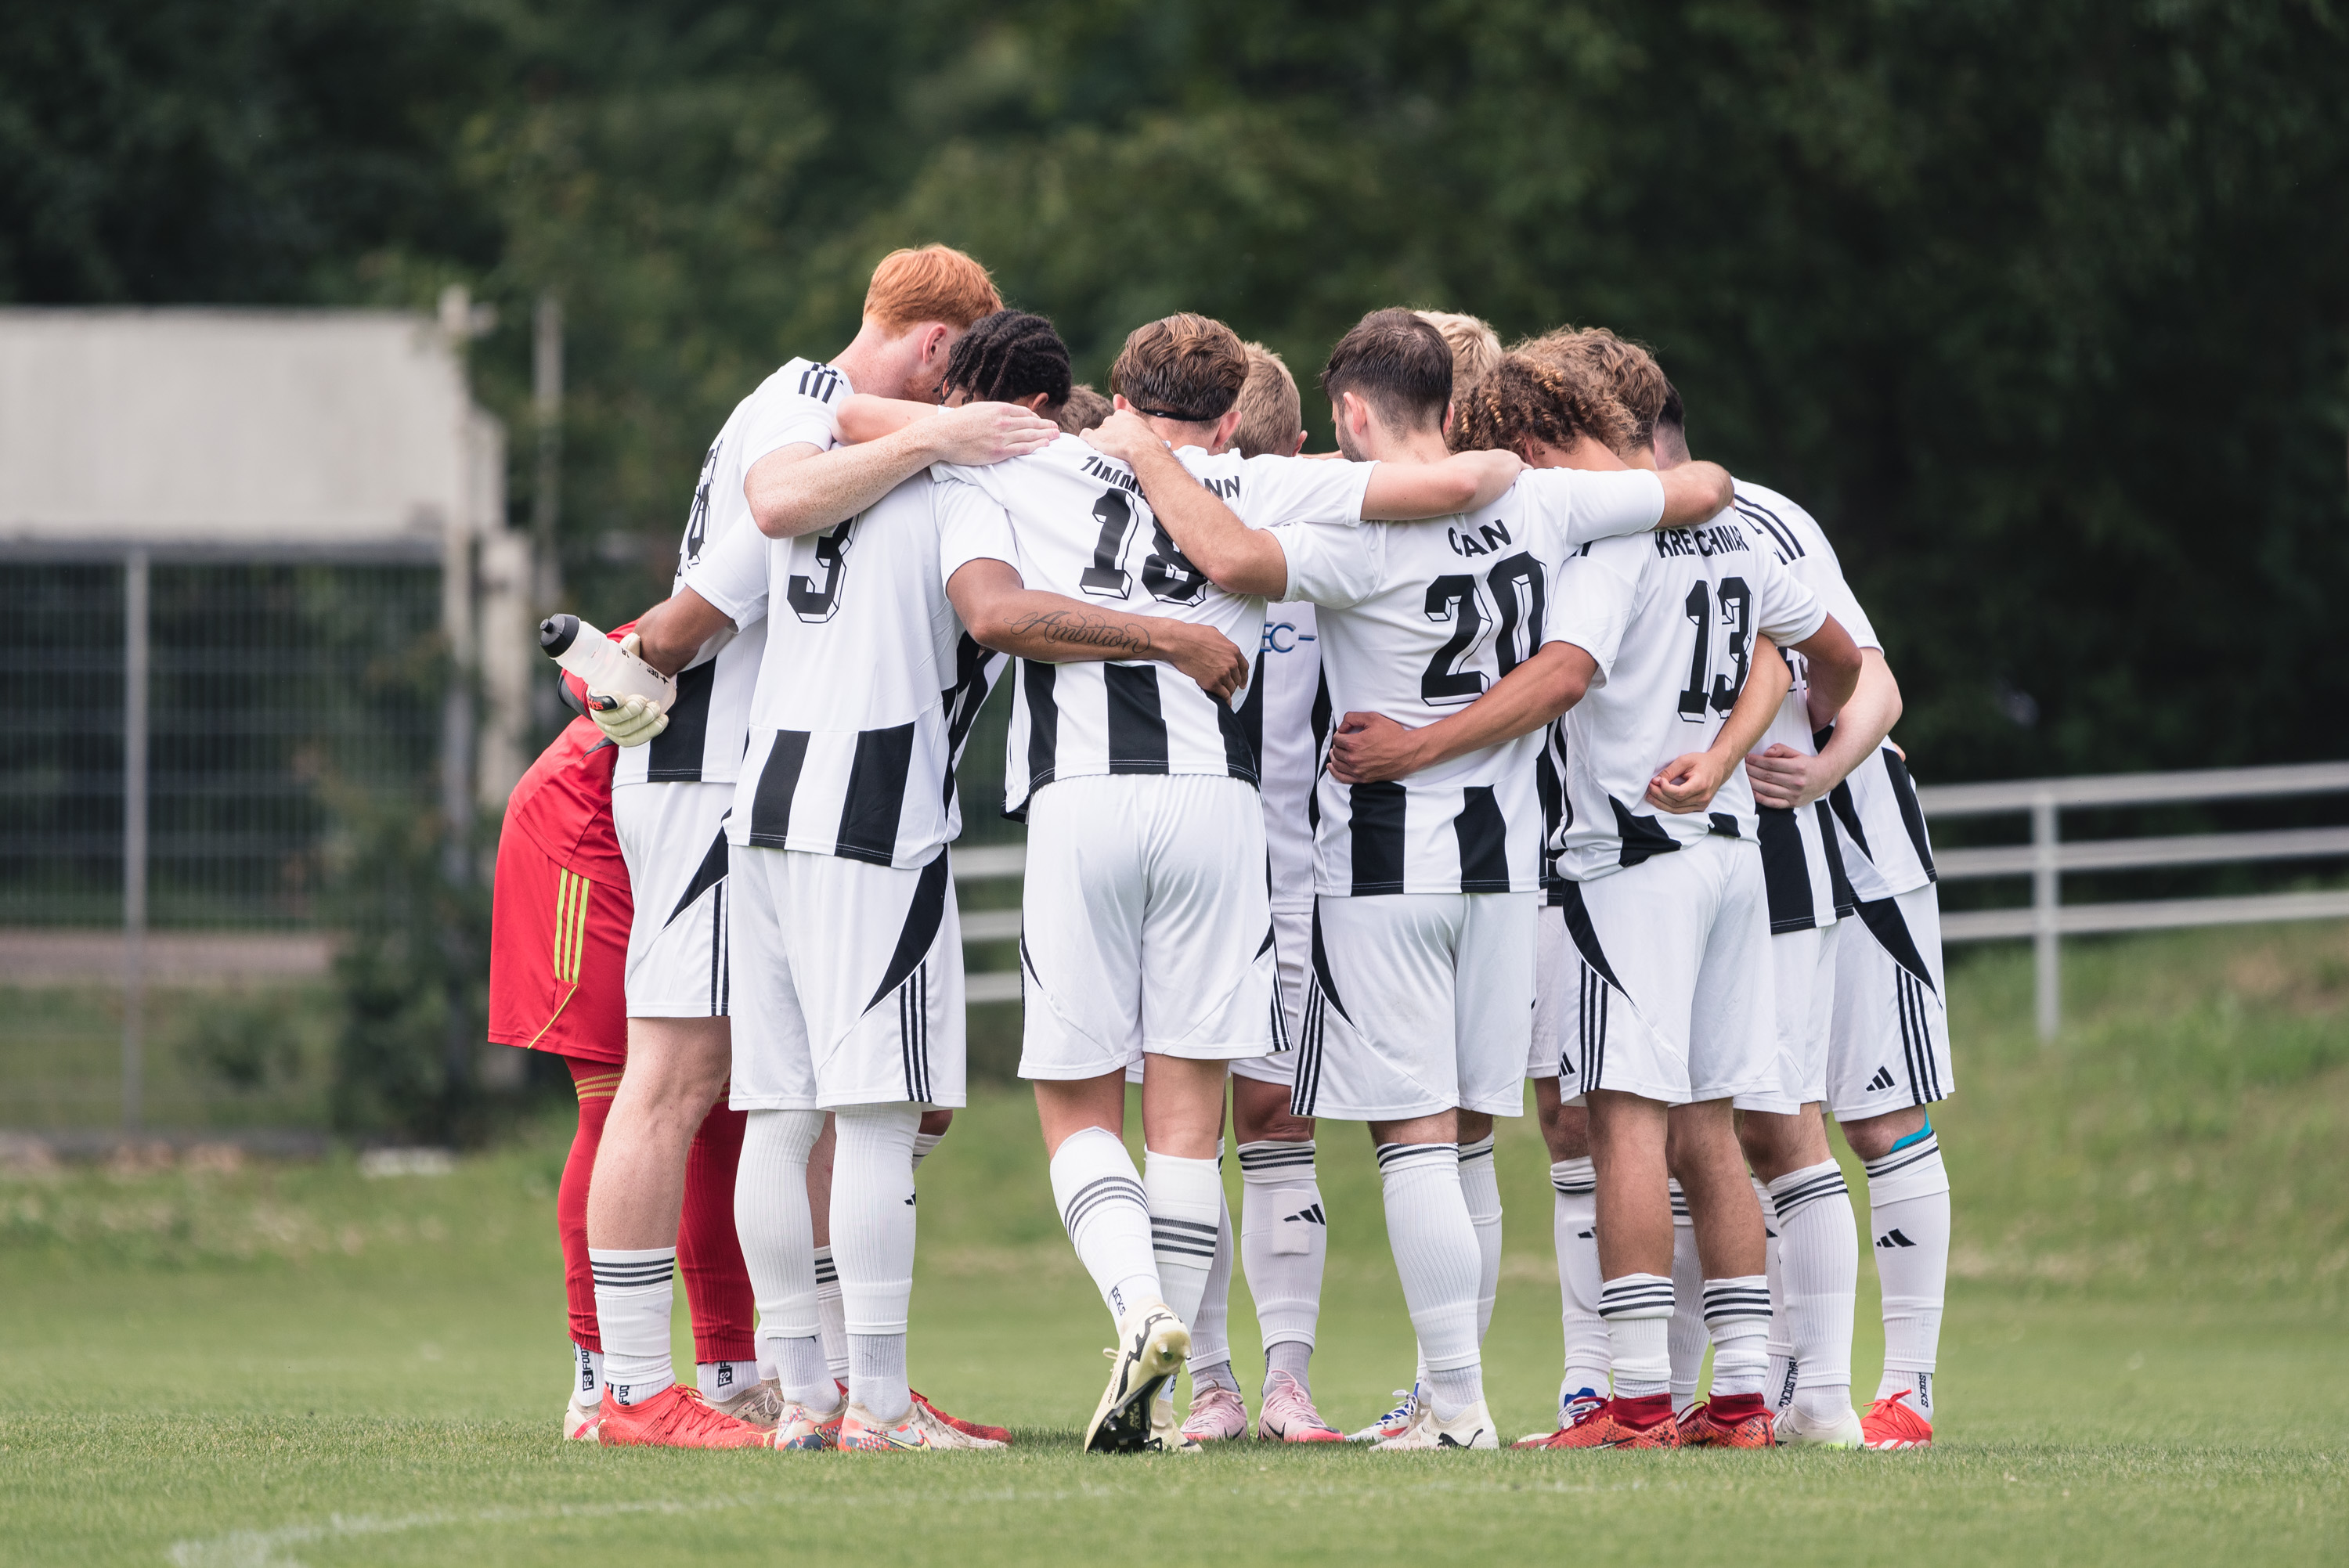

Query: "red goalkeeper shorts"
<box><xmin>488</xmin><ymin>821</ymin><xmax>630</xmax><ymax>1065</ymax></box>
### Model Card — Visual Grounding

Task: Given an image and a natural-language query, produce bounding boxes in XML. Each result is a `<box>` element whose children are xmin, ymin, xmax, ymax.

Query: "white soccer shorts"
<box><xmin>1827</xmin><ymin>881</ymin><xmax>1954</xmax><ymax>1121</ymax></box>
<box><xmin>1737</xmin><ymin>921</ymin><xmax>1842</xmax><ymax>1115</ymax></box>
<box><xmin>1290</xmin><ymin>889</ymin><xmax>1535</xmax><ymax>1123</ymax></box>
<box><xmin>1553</xmin><ymin>834</ymin><xmax>1776</xmax><ymax>1107</ymax></box>
<box><xmin>727</xmin><ymin>845</ymin><xmax>965</xmax><ymax>1111</ymax></box>
<box><xmin>1017</xmin><ymin>774</ymin><xmax>1280</xmax><ymax>1081</ymax></box>
<box><xmin>612</xmin><ymin>779</ymin><xmax>734</xmax><ymax>1018</ymax></box>
<box><xmin>1232</xmin><ymin>900</ymin><xmax>1310</xmax><ymax>1088</ymax></box>
<box><xmin>1527</xmin><ymin>902</ymin><xmax>1568</xmax><ymax>1080</ymax></box>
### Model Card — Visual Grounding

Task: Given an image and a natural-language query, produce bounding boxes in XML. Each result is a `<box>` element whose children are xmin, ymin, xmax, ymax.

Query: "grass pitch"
<box><xmin>4</xmin><ymin>925</ymin><xmax>2347</xmax><ymax>1565</ymax></box>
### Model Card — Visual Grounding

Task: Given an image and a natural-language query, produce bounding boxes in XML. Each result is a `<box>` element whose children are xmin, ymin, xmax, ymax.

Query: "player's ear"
<box><xmin>1288</xmin><ymin>431</ymin><xmax>1307</xmax><ymax>456</ymax></box>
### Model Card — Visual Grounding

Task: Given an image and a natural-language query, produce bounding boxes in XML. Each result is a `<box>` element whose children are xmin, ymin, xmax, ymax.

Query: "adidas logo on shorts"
<box><xmin>1866</xmin><ymin>1065</ymin><xmax>1897</xmax><ymax>1092</ymax></box>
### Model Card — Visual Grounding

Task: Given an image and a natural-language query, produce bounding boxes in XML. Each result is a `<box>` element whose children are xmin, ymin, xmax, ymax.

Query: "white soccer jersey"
<box><xmin>687</xmin><ymin>470</ymin><xmax>1009</xmax><ymax>870</ymax></box>
<box><xmin>933</xmin><ymin>434</ymin><xmax>1374</xmax><ymax>818</ymax></box>
<box><xmin>1830</xmin><ymin>744</ymin><xmax>1939</xmax><ymax>901</ymax></box>
<box><xmin>1735</xmin><ymin>481</ymin><xmax>1881</xmax><ymax>932</ymax></box>
<box><xmin>1537</xmin><ymin>715</ymin><xmax>1569</xmax><ymax>907</ymax></box>
<box><xmin>1279</xmin><ymin>467</ymin><xmax>1667</xmax><ymax>896</ymax></box>
<box><xmin>1247</xmin><ymin>603</ymin><xmax>1326</xmax><ymax>908</ymax></box>
<box><xmin>1549</xmin><ymin>508</ymin><xmax>1828</xmax><ymax>882</ymax></box>
<box><xmin>616</xmin><ymin>356</ymin><xmax>849</xmax><ymax>790</ymax></box>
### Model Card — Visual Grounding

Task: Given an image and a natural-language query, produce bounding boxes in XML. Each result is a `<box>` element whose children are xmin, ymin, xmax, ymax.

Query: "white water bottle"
<box><xmin>539</xmin><ymin>615</ymin><xmax>677</xmax><ymax>711</ymax></box>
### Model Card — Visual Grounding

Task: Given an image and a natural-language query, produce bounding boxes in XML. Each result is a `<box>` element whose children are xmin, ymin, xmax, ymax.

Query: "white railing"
<box><xmin>1918</xmin><ymin>760</ymin><xmax>2349</xmax><ymax>1040</ymax></box>
<box><xmin>952</xmin><ymin>844</ymin><xmax>1027</xmax><ymax>1004</ymax></box>
<box><xmin>952</xmin><ymin>761</ymin><xmax>2349</xmax><ymax>1038</ymax></box>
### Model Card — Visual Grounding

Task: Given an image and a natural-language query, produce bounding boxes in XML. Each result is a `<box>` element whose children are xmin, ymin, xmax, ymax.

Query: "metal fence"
<box><xmin>1921</xmin><ymin>760</ymin><xmax>2349</xmax><ymax>1039</ymax></box>
<box><xmin>2</xmin><ymin>557</ymin><xmax>446</xmax><ymax>1128</ymax></box>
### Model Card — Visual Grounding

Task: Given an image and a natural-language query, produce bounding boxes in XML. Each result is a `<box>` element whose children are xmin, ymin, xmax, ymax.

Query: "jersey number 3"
<box><xmin>787</xmin><ymin>515</ymin><xmax>856</xmax><ymax>623</ymax></box>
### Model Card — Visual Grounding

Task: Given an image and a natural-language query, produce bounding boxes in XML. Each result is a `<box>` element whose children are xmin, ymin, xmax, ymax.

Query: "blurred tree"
<box><xmin>5</xmin><ymin>0</ymin><xmax>2346</xmax><ymax>783</ymax></box>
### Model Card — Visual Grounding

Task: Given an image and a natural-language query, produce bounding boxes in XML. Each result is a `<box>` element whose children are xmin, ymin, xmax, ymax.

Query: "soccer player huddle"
<box><xmin>487</xmin><ymin>243</ymin><xmax>1953</xmax><ymax>1455</ymax></box>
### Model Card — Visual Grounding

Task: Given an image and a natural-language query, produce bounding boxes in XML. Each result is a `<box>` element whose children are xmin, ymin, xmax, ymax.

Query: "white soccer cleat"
<box><xmin>1180</xmin><ymin>1384</ymin><xmax>1249</xmax><ymax>1442</ymax></box>
<box><xmin>1778</xmin><ymin>1403</ymin><xmax>1864</xmax><ymax>1448</ymax></box>
<box><xmin>709</xmin><ymin>1378</ymin><xmax>787</xmax><ymax>1432</ymax></box>
<box><xmin>561</xmin><ymin>1391</ymin><xmax>601</xmax><ymax>1442</ymax></box>
<box><xmin>839</xmin><ymin>1398</ymin><xmax>1006</xmax><ymax>1451</ymax></box>
<box><xmin>1084</xmin><ymin>1301</ymin><xmax>1191</xmax><ymax>1454</ymax></box>
<box><xmin>1371</xmin><ymin>1397</ymin><xmax>1499</xmax><ymax>1451</ymax></box>
<box><xmin>1146</xmin><ymin>1390</ymin><xmax>1203</xmax><ymax>1454</ymax></box>
<box><xmin>1347</xmin><ymin>1383</ymin><xmax>1420</xmax><ymax>1443</ymax></box>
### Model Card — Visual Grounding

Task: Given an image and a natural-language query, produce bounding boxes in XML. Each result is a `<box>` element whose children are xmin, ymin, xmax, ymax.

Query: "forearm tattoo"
<box><xmin>1009</xmin><ymin>609</ymin><xmax>1156</xmax><ymax>658</ymax></box>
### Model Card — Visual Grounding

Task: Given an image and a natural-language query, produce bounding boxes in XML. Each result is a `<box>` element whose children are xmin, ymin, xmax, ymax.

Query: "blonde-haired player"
<box><xmin>1416</xmin><ymin>311</ymin><xmax>1502</xmax><ymax>397</ymax></box>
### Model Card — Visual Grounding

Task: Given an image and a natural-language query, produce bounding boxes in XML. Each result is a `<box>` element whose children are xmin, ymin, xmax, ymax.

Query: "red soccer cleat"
<box><xmin>1517</xmin><ymin>1396</ymin><xmax>1680</xmax><ymax>1450</ymax></box>
<box><xmin>911</xmin><ymin>1389</ymin><xmax>1012</xmax><ymax>1446</ymax></box>
<box><xmin>595</xmin><ymin>1383</ymin><xmax>773</xmax><ymax>1449</ymax></box>
<box><xmin>1861</xmin><ymin>1390</ymin><xmax>1934</xmax><ymax>1450</ymax></box>
<box><xmin>1680</xmin><ymin>1394</ymin><xmax>1777</xmax><ymax>1448</ymax></box>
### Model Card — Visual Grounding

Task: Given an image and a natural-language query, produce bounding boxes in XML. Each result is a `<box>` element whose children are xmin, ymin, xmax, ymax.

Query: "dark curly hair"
<box><xmin>943</xmin><ymin>309</ymin><xmax>1073</xmax><ymax>411</ymax></box>
<box><xmin>1449</xmin><ymin>351</ymin><xmax>1636</xmax><ymax>460</ymax></box>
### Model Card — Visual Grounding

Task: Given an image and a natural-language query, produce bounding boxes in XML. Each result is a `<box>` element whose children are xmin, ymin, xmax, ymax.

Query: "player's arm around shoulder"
<box><xmin>1358</xmin><ymin>448</ymin><xmax>1523</xmax><ymax>519</ymax></box>
<box><xmin>746</xmin><ymin>400</ymin><xmax>1055</xmax><ymax>541</ymax></box>
<box><xmin>1656</xmin><ymin>461</ymin><xmax>1735</xmax><ymax>528</ymax></box>
<box><xmin>1081</xmin><ymin>410</ymin><xmax>1290</xmax><ymax>597</ymax></box>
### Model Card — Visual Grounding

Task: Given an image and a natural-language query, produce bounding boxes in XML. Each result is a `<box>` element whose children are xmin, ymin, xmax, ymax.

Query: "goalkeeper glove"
<box><xmin>587</xmin><ymin>634</ymin><xmax>670</xmax><ymax>747</ymax></box>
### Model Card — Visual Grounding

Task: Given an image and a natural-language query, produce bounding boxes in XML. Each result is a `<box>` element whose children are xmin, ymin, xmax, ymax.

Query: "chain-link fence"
<box><xmin>2</xmin><ymin>558</ymin><xmax>446</xmax><ymax>1131</ymax></box>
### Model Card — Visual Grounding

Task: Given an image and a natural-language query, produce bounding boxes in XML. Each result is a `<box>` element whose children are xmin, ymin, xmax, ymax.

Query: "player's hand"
<box><xmin>1329</xmin><ymin>712</ymin><xmax>1427</xmax><ymax>785</ymax></box>
<box><xmin>1079</xmin><ymin>409</ymin><xmax>1165</xmax><ymax>467</ymax></box>
<box><xmin>1164</xmin><ymin>623</ymin><xmax>1249</xmax><ymax>703</ymax></box>
<box><xmin>1744</xmin><ymin>742</ymin><xmax>1830</xmax><ymax>809</ymax></box>
<box><xmin>589</xmin><ymin>691</ymin><xmax>667</xmax><ymax>747</ymax></box>
<box><xmin>926</xmin><ymin>401</ymin><xmax>1059</xmax><ymax>466</ymax></box>
<box><xmin>586</xmin><ymin>634</ymin><xmax>669</xmax><ymax>747</ymax></box>
<box><xmin>1647</xmin><ymin>748</ymin><xmax>1735</xmax><ymax>813</ymax></box>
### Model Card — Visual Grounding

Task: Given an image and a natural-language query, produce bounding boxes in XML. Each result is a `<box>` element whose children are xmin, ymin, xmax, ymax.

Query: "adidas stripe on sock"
<box><xmin>1458</xmin><ymin>1135</ymin><xmax>1502</xmax><ymax>1346</ymax></box>
<box><xmin>589</xmin><ymin>1247</ymin><xmax>676</xmax><ymax>1405</ymax></box>
<box><xmin>1865</xmin><ymin>1130</ymin><xmax>1950</xmax><ymax>1417</ymax></box>
<box><xmin>1769</xmin><ymin>1159</ymin><xmax>1858</xmax><ymax>1419</ymax></box>
<box><xmin>1599</xmin><ymin>1272</ymin><xmax>1674</xmax><ymax>1400</ymax></box>
<box><xmin>814</xmin><ymin>1245</ymin><xmax>849</xmax><ymax>1382</ymax></box>
<box><xmin>1239</xmin><ymin>1140</ymin><xmax>1327</xmax><ymax>1363</ymax></box>
<box><xmin>1377</xmin><ymin>1143</ymin><xmax>1483</xmax><ymax>1418</ymax></box>
<box><xmin>1759</xmin><ymin>1176</ymin><xmax>1795</xmax><ymax>1411</ymax></box>
<box><xmin>1701</xmin><ymin>1275</ymin><xmax>1773</xmax><ymax>1398</ymax></box>
<box><xmin>1146</xmin><ymin>1148</ymin><xmax>1222</xmax><ymax>1333</ymax></box>
<box><xmin>1051</xmin><ymin>1126</ymin><xmax>1161</xmax><ymax>1324</ymax></box>
<box><xmin>1666</xmin><ymin>1184</ymin><xmax>1706</xmax><ymax>1410</ymax></box>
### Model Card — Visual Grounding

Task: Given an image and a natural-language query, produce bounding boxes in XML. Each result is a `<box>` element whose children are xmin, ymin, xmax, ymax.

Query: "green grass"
<box><xmin>4</xmin><ymin>925</ymin><xmax>2347</xmax><ymax>1565</ymax></box>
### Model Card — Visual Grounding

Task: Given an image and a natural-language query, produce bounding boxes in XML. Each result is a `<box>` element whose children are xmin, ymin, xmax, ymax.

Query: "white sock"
<box><xmin>814</xmin><ymin>1247</ymin><xmax>848</xmax><ymax>1382</ymax></box>
<box><xmin>1550</xmin><ymin>1158</ymin><xmax>1607</xmax><ymax>1418</ymax></box>
<box><xmin>1666</xmin><ymin>1185</ymin><xmax>1705</xmax><ymax>1411</ymax></box>
<box><xmin>911</xmin><ymin>1130</ymin><xmax>944</xmax><ymax>1172</ymax></box>
<box><xmin>588</xmin><ymin>1247</ymin><xmax>675</xmax><ymax>1405</ymax></box>
<box><xmin>697</xmin><ymin>1360</ymin><xmax>760</xmax><ymax>1401</ymax></box>
<box><xmin>735</xmin><ymin>1108</ymin><xmax>829</xmax><ymax>1405</ymax></box>
<box><xmin>1051</xmin><ymin>1126</ymin><xmax>1160</xmax><ymax>1322</ymax></box>
<box><xmin>1598</xmin><ymin>1273</ymin><xmax>1674</xmax><ymax>1400</ymax></box>
<box><xmin>1238</xmin><ymin>1140</ymin><xmax>1326</xmax><ymax>1357</ymax></box>
<box><xmin>1759</xmin><ymin>1176</ymin><xmax>1795</xmax><ymax>1411</ymax></box>
<box><xmin>573</xmin><ymin>1342</ymin><xmax>603</xmax><ymax>1401</ymax></box>
<box><xmin>1770</xmin><ymin>1159</ymin><xmax>1858</xmax><ymax>1421</ymax></box>
<box><xmin>1187</xmin><ymin>1181</ymin><xmax>1236</xmax><ymax>1386</ymax></box>
<box><xmin>1146</xmin><ymin>1146</ymin><xmax>1221</xmax><ymax>1334</ymax></box>
<box><xmin>1376</xmin><ymin>1142</ymin><xmax>1482</xmax><ymax>1419</ymax></box>
<box><xmin>1702</xmin><ymin>1275</ymin><xmax>1773</xmax><ymax>1398</ymax></box>
<box><xmin>1458</xmin><ymin>1134</ymin><xmax>1502</xmax><ymax>1345</ymax></box>
<box><xmin>832</xmin><ymin>1104</ymin><xmax>919</xmax><ymax>1422</ymax></box>
<box><xmin>1867</xmin><ymin>1133</ymin><xmax>1951</xmax><ymax>1418</ymax></box>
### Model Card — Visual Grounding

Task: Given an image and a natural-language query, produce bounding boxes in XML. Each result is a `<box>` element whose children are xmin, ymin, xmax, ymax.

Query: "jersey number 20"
<box><xmin>1420</xmin><ymin>552</ymin><xmax>1546</xmax><ymax>708</ymax></box>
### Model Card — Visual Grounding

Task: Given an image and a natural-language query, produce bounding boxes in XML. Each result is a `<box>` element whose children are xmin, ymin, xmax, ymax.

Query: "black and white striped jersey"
<box><xmin>1252</xmin><ymin>603</ymin><xmax>1326</xmax><ymax>908</ymax></box>
<box><xmin>686</xmin><ymin>470</ymin><xmax>1008</xmax><ymax>870</ymax></box>
<box><xmin>1279</xmin><ymin>467</ymin><xmax>1669</xmax><ymax>896</ymax></box>
<box><xmin>1550</xmin><ymin>509</ymin><xmax>1828</xmax><ymax>883</ymax></box>
<box><xmin>1538</xmin><ymin>715</ymin><xmax>1570</xmax><ymax>907</ymax></box>
<box><xmin>933</xmin><ymin>434</ymin><xmax>1374</xmax><ymax>818</ymax></box>
<box><xmin>1735</xmin><ymin>481</ymin><xmax>1879</xmax><ymax>933</ymax></box>
<box><xmin>615</xmin><ymin>356</ymin><xmax>849</xmax><ymax>790</ymax></box>
<box><xmin>1829</xmin><ymin>743</ymin><xmax>1938</xmax><ymax>901</ymax></box>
